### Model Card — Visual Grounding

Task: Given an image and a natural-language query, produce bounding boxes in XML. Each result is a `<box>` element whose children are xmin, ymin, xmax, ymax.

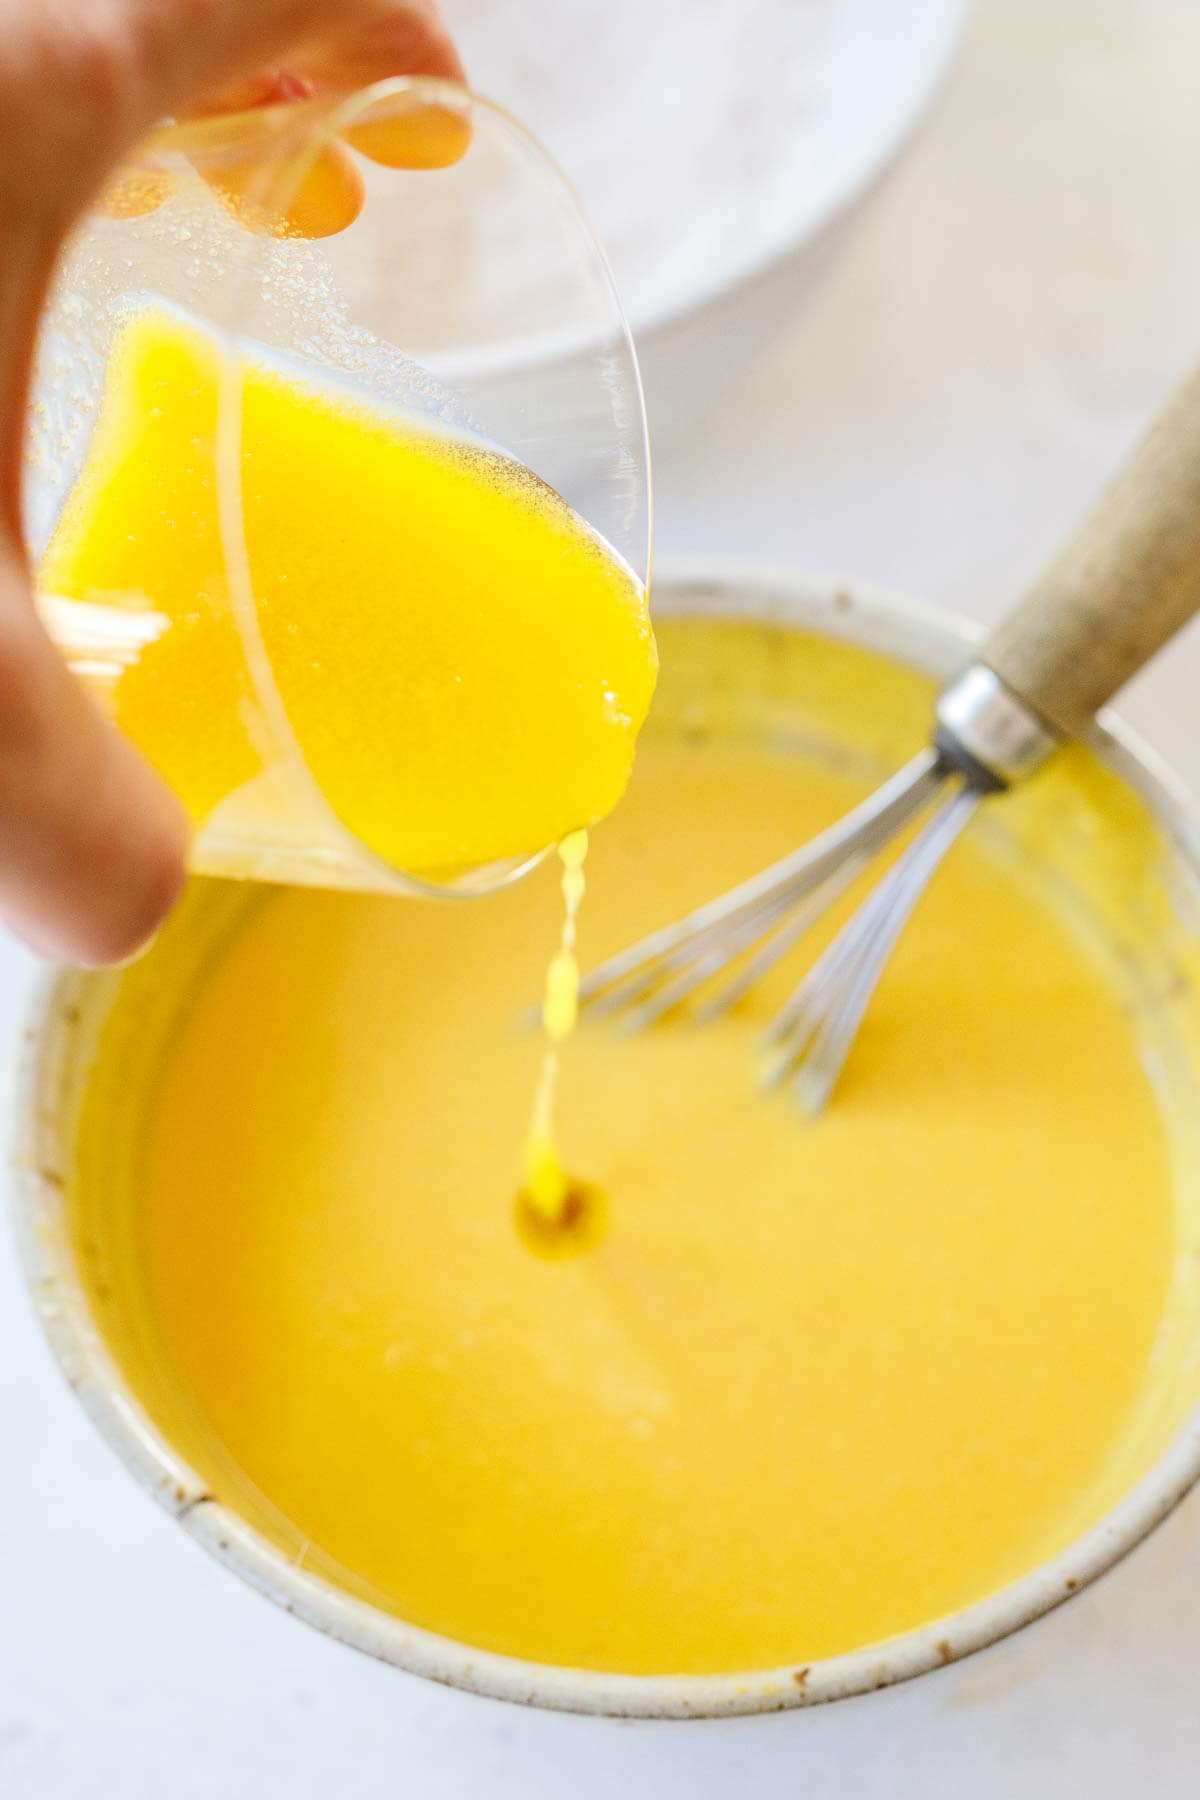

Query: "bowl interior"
<box><xmin>17</xmin><ymin>568</ymin><xmax>1200</xmax><ymax>1716</ymax></box>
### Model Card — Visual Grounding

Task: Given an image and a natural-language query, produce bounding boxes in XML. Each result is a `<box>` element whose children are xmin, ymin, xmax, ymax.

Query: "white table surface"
<box><xmin>6</xmin><ymin>1</ymin><xmax>1200</xmax><ymax>1794</ymax></box>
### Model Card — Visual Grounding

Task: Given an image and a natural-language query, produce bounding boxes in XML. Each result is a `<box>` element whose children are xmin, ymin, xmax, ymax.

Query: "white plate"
<box><xmin>450</xmin><ymin>0</ymin><xmax>967</xmax><ymax>341</ymax></box>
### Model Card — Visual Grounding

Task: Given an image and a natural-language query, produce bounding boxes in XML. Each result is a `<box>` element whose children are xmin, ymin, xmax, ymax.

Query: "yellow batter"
<box><xmin>106</xmin><ymin>719</ymin><xmax>1172</xmax><ymax>1676</ymax></box>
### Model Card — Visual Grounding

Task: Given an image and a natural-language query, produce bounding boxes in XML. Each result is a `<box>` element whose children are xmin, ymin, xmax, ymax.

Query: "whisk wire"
<box><xmin>692</xmin><ymin>857</ymin><xmax>867</xmax><ymax>1023</ymax></box>
<box><xmin>583</xmin><ymin>878</ymin><xmax>797</xmax><ymax>1023</ymax></box>
<box><xmin>577</xmin><ymin>748</ymin><xmax>944</xmax><ymax>1012</ymax></box>
<box><xmin>611</xmin><ymin>884</ymin><xmax>805</xmax><ymax>1031</ymax></box>
<box><xmin>568</xmin><ymin>743</ymin><xmax>990</xmax><ymax>1113</ymax></box>
<box><xmin>768</xmin><ymin>784</ymin><xmax>981</xmax><ymax>1113</ymax></box>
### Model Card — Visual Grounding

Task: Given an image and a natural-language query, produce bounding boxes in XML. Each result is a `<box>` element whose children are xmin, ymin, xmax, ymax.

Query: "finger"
<box><xmin>202</xmin><ymin>122</ymin><xmax>367</xmax><ymax>239</ymax></box>
<box><xmin>292</xmin><ymin>5</ymin><xmax>470</xmax><ymax>173</ymax></box>
<box><xmin>90</xmin><ymin>5</ymin><xmax>468</xmax><ymax>236</ymax></box>
<box><xmin>194</xmin><ymin>5</ymin><xmax>468</xmax><ymax>233</ymax></box>
<box><xmin>0</xmin><ymin>586</ymin><xmax>188</xmax><ymax>965</ymax></box>
<box><xmin>238</xmin><ymin>139</ymin><xmax>365</xmax><ymax>238</ymax></box>
<box><xmin>343</xmin><ymin>101</ymin><xmax>470</xmax><ymax>172</ymax></box>
<box><xmin>194</xmin><ymin>74</ymin><xmax>465</xmax><ymax>240</ymax></box>
<box><xmin>290</xmin><ymin>2</ymin><xmax>466</xmax><ymax>90</ymax></box>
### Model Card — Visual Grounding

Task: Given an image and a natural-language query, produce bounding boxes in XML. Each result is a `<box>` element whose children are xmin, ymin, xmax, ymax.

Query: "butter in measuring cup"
<box><xmin>37</xmin><ymin>307</ymin><xmax>657</xmax><ymax>885</ymax></box>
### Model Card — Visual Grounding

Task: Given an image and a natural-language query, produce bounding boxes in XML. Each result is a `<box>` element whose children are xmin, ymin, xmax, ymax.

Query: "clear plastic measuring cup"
<box><xmin>26</xmin><ymin>79</ymin><xmax>651</xmax><ymax>897</ymax></box>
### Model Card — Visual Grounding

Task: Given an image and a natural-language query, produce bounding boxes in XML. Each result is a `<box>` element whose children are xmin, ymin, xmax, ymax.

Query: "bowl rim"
<box><xmin>13</xmin><ymin>555</ymin><xmax>1200</xmax><ymax>1719</ymax></box>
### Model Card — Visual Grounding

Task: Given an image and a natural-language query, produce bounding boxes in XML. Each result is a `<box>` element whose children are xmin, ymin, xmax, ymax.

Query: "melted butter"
<box><xmin>38</xmin><ymin>309</ymin><xmax>656</xmax><ymax>876</ymax></box>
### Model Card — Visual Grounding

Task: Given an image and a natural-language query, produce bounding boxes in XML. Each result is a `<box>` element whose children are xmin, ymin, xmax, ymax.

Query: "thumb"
<box><xmin>0</xmin><ymin>570</ymin><xmax>188</xmax><ymax>965</ymax></box>
<box><xmin>0</xmin><ymin>211</ymin><xmax>186</xmax><ymax>968</ymax></box>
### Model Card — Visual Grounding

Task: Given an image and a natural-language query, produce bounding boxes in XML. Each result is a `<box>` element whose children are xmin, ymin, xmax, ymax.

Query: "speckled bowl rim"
<box><xmin>13</xmin><ymin>557</ymin><xmax>1200</xmax><ymax>1718</ymax></box>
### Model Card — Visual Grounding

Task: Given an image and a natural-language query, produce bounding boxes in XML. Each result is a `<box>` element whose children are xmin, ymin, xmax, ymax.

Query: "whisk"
<box><xmin>579</xmin><ymin>362</ymin><xmax>1200</xmax><ymax>1113</ymax></box>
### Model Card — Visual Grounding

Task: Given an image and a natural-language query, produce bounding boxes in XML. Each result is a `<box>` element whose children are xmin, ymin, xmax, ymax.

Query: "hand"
<box><xmin>0</xmin><ymin>0</ymin><xmax>463</xmax><ymax>965</ymax></box>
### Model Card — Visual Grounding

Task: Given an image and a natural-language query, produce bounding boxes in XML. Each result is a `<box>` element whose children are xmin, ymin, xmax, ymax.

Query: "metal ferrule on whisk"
<box><xmin>934</xmin><ymin>664</ymin><xmax>1059</xmax><ymax>790</ymax></box>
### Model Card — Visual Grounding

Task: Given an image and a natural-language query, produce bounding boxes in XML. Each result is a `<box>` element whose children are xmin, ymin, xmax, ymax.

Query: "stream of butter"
<box><xmin>522</xmin><ymin>828</ymin><xmax>590</xmax><ymax>1222</ymax></box>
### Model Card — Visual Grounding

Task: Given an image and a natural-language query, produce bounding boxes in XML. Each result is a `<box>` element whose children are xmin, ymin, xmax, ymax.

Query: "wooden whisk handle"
<box><xmin>982</xmin><ymin>361</ymin><xmax>1200</xmax><ymax>740</ymax></box>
